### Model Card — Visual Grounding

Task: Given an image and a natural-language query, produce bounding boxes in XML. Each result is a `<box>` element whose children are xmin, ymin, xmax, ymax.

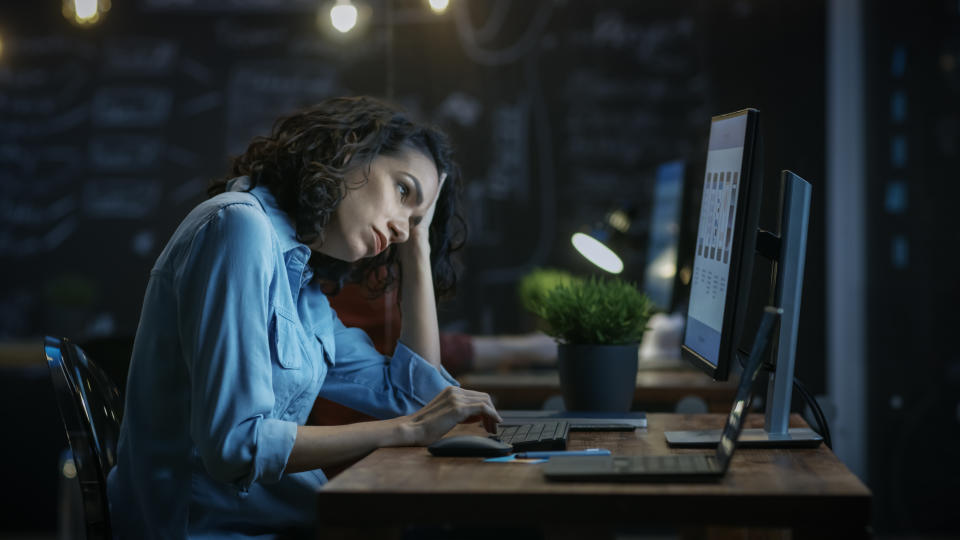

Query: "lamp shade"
<box><xmin>571</xmin><ymin>232</ymin><xmax>624</xmax><ymax>274</ymax></box>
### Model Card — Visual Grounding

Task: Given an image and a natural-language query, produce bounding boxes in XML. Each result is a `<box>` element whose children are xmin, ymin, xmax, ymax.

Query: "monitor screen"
<box><xmin>682</xmin><ymin>109</ymin><xmax>761</xmax><ymax>380</ymax></box>
<box><xmin>642</xmin><ymin>160</ymin><xmax>685</xmax><ymax>311</ymax></box>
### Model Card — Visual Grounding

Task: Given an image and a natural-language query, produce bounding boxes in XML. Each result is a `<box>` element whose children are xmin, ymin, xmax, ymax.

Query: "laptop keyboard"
<box><xmin>491</xmin><ymin>421</ymin><xmax>570</xmax><ymax>451</ymax></box>
<box><xmin>617</xmin><ymin>454</ymin><xmax>716</xmax><ymax>473</ymax></box>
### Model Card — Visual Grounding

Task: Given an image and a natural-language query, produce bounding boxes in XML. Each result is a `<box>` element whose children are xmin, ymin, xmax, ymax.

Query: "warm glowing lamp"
<box><xmin>330</xmin><ymin>0</ymin><xmax>359</xmax><ymax>33</ymax></box>
<box><xmin>428</xmin><ymin>0</ymin><xmax>450</xmax><ymax>13</ymax></box>
<box><xmin>75</xmin><ymin>0</ymin><xmax>98</xmax><ymax>19</ymax></box>
<box><xmin>63</xmin><ymin>0</ymin><xmax>111</xmax><ymax>26</ymax></box>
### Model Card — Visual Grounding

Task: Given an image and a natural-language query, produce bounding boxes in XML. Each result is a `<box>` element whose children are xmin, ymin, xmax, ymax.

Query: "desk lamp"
<box><xmin>570</xmin><ymin>208</ymin><xmax>633</xmax><ymax>275</ymax></box>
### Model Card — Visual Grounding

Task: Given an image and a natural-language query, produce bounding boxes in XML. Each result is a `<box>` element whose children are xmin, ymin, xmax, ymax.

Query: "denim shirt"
<box><xmin>107</xmin><ymin>179</ymin><xmax>458</xmax><ymax>539</ymax></box>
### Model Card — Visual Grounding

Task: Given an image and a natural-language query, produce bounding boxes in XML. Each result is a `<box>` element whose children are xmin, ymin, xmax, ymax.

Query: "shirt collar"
<box><xmin>227</xmin><ymin>177</ymin><xmax>314</xmax><ymax>285</ymax></box>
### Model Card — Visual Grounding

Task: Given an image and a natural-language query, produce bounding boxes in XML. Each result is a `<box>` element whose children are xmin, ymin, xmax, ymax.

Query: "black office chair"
<box><xmin>46</xmin><ymin>336</ymin><xmax>123</xmax><ymax>540</ymax></box>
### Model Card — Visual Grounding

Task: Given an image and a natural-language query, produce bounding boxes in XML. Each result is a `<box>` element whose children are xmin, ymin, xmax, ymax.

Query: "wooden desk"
<box><xmin>316</xmin><ymin>414</ymin><xmax>871</xmax><ymax>539</ymax></box>
<box><xmin>460</xmin><ymin>368</ymin><xmax>740</xmax><ymax>413</ymax></box>
<box><xmin>0</xmin><ymin>341</ymin><xmax>42</xmax><ymax>368</ymax></box>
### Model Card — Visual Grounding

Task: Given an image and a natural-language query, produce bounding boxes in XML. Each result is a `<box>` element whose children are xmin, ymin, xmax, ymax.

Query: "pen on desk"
<box><xmin>514</xmin><ymin>448</ymin><xmax>611</xmax><ymax>459</ymax></box>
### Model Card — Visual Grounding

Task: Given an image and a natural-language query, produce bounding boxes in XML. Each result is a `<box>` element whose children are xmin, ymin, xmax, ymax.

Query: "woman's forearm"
<box><xmin>398</xmin><ymin>243</ymin><xmax>442</xmax><ymax>368</ymax></box>
<box><xmin>287</xmin><ymin>385</ymin><xmax>502</xmax><ymax>474</ymax></box>
<box><xmin>285</xmin><ymin>418</ymin><xmax>417</xmax><ymax>473</ymax></box>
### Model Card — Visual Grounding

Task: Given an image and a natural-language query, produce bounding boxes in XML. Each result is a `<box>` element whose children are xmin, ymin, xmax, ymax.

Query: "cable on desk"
<box><xmin>791</xmin><ymin>375</ymin><xmax>832</xmax><ymax>449</ymax></box>
<box><xmin>737</xmin><ymin>352</ymin><xmax>833</xmax><ymax>449</ymax></box>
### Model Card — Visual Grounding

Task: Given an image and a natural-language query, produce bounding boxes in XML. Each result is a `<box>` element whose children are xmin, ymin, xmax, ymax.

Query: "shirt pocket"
<box><xmin>313</xmin><ymin>323</ymin><xmax>336</xmax><ymax>369</ymax></box>
<box><xmin>270</xmin><ymin>307</ymin><xmax>303</xmax><ymax>370</ymax></box>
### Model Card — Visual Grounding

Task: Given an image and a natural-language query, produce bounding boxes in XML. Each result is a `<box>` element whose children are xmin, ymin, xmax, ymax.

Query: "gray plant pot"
<box><xmin>558</xmin><ymin>343</ymin><xmax>639</xmax><ymax>412</ymax></box>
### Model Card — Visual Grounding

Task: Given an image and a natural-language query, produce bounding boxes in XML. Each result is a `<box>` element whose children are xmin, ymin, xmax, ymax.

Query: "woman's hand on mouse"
<box><xmin>398</xmin><ymin>386</ymin><xmax>502</xmax><ymax>445</ymax></box>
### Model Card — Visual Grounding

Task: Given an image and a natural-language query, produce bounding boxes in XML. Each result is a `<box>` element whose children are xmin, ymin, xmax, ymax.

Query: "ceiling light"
<box><xmin>63</xmin><ymin>0</ymin><xmax>111</xmax><ymax>26</ymax></box>
<box><xmin>428</xmin><ymin>0</ymin><xmax>450</xmax><ymax>14</ymax></box>
<box><xmin>330</xmin><ymin>0</ymin><xmax>358</xmax><ymax>33</ymax></box>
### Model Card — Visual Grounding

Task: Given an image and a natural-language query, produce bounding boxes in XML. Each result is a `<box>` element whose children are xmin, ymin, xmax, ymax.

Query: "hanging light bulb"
<box><xmin>63</xmin><ymin>0</ymin><xmax>111</xmax><ymax>26</ymax></box>
<box><xmin>330</xmin><ymin>0</ymin><xmax>358</xmax><ymax>33</ymax></box>
<box><xmin>75</xmin><ymin>0</ymin><xmax>98</xmax><ymax>19</ymax></box>
<box><xmin>428</xmin><ymin>0</ymin><xmax>450</xmax><ymax>14</ymax></box>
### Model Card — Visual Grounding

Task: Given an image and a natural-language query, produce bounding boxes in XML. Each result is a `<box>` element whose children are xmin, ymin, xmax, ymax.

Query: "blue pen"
<box><xmin>514</xmin><ymin>448</ymin><xmax>611</xmax><ymax>459</ymax></box>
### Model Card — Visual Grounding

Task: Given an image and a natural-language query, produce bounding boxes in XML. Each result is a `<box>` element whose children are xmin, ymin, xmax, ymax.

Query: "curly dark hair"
<box><xmin>207</xmin><ymin>96</ymin><xmax>466</xmax><ymax>300</ymax></box>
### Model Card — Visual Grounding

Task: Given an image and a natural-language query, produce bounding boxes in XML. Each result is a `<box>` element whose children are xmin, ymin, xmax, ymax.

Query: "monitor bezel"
<box><xmin>681</xmin><ymin>108</ymin><xmax>763</xmax><ymax>381</ymax></box>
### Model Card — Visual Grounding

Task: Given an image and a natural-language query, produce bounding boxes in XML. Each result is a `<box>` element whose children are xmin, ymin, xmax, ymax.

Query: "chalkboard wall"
<box><xmin>0</xmin><ymin>0</ymin><xmax>826</xmax><ymax>392</ymax></box>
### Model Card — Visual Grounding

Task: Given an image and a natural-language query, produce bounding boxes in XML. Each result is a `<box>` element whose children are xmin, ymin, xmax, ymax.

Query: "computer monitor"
<box><xmin>642</xmin><ymin>160</ymin><xmax>686</xmax><ymax>312</ymax></box>
<box><xmin>681</xmin><ymin>109</ymin><xmax>763</xmax><ymax>382</ymax></box>
<box><xmin>671</xmin><ymin>108</ymin><xmax>822</xmax><ymax>447</ymax></box>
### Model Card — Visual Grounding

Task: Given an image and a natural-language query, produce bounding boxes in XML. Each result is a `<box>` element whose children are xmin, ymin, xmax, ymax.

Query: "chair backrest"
<box><xmin>46</xmin><ymin>336</ymin><xmax>123</xmax><ymax>540</ymax></box>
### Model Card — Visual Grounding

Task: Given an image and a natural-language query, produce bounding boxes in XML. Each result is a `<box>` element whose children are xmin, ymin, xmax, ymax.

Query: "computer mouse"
<box><xmin>427</xmin><ymin>435</ymin><xmax>513</xmax><ymax>457</ymax></box>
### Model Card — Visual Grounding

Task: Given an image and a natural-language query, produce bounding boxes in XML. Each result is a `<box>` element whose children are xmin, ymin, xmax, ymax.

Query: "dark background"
<box><xmin>0</xmin><ymin>0</ymin><xmax>826</xmax><ymax>369</ymax></box>
<box><xmin>0</xmin><ymin>0</ymin><xmax>956</xmax><ymax>537</ymax></box>
<box><xmin>864</xmin><ymin>1</ymin><xmax>960</xmax><ymax>534</ymax></box>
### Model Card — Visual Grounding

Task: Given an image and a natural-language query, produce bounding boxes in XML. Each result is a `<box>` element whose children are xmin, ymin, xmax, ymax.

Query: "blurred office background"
<box><xmin>0</xmin><ymin>0</ymin><xmax>957</xmax><ymax>537</ymax></box>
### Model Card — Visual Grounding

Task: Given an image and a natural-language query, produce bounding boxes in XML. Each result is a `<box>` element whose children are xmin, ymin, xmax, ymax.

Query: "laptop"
<box><xmin>499</xmin><ymin>410</ymin><xmax>647</xmax><ymax>430</ymax></box>
<box><xmin>542</xmin><ymin>306</ymin><xmax>780</xmax><ymax>482</ymax></box>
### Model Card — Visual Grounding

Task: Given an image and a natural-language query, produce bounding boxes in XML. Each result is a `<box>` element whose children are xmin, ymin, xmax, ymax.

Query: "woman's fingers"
<box><xmin>414</xmin><ymin>387</ymin><xmax>501</xmax><ymax>442</ymax></box>
<box><xmin>481</xmin><ymin>411</ymin><xmax>499</xmax><ymax>434</ymax></box>
<box><xmin>461</xmin><ymin>415</ymin><xmax>498</xmax><ymax>434</ymax></box>
<box><xmin>419</xmin><ymin>172</ymin><xmax>447</xmax><ymax>230</ymax></box>
<box><xmin>453</xmin><ymin>399</ymin><xmax>501</xmax><ymax>435</ymax></box>
<box><xmin>453</xmin><ymin>389</ymin><xmax>501</xmax><ymax>422</ymax></box>
<box><xmin>452</xmin><ymin>388</ymin><xmax>501</xmax><ymax>421</ymax></box>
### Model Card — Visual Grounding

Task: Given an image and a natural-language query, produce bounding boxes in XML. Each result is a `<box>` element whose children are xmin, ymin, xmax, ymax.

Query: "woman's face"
<box><xmin>311</xmin><ymin>146</ymin><xmax>440</xmax><ymax>262</ymax></box>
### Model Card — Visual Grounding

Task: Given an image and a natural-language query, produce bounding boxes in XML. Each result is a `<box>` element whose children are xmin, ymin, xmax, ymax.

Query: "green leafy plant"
<box><xmin>517</xmin><ymin>268</ymin><xmax>581</xmax><ymax>314</ymax></box>
<box><xmin>526</xmin><ymin>275</ymin><xmax>653</xmax><ymax>345</ymax></box>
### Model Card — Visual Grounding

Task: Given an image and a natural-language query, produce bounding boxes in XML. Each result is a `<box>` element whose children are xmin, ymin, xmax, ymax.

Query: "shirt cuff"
<box><xmin>248</xmin><ymin>417</ymin><xmax>298</xmax><ymax>486</ymax></box>
<box><xmin>390</xmin><ymin>342</ymin><xmax>460</xmax><ymax>405</ymax></box>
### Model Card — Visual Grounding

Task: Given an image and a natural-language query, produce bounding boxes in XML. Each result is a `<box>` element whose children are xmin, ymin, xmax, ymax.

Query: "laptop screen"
<box><xmin>714</xmin><ymin>306</ymin><xmax>781</xmax><ymax>468</ymax></box>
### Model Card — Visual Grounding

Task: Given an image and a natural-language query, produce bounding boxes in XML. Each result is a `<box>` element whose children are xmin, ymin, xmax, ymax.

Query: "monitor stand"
<box><xmin>666</xmin><ymin>171</ymin><xmax>823</xmax><ymax>448</ymax></box>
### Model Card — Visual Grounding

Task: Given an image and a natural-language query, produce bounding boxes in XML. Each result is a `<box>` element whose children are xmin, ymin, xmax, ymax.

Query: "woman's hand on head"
<box><xmin>397</xmin><ymin>172</ymin><xmax>446</xmax><ymax>262</ymax></box>
<box><xmin>401</xmin><ymin>386</ymin><xmax>502</xmax><ymax>446</ymax></box>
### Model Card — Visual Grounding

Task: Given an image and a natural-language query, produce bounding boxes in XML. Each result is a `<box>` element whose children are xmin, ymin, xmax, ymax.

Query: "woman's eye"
<box><xmin>397</xmin><ymin>182</ymin><xmax>409</xmax><ymax>201</ymax></box>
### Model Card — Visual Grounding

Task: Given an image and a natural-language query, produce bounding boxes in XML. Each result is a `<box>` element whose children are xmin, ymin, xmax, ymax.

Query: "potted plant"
<box><xmin>526</xmin><ymin>274</ymin><xmax>653</xmax><ymax>412</ymax></box>
<box><xmin>517</xmin><ymin>268</ymin><xmax>579</xmax><ymax>333</ymax></box>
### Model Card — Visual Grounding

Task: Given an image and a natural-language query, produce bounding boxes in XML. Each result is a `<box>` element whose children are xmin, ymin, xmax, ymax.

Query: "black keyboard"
<box><xmin>491</xmin><ymin>420</ymin><xmax>570</xmax><ymax>451</ymax></box>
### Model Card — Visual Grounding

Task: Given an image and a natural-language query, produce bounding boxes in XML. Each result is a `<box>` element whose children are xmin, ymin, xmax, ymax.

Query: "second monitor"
<box><xmin>670</xmin><ymin>108</ymin><xmax>821</xmax><ymax>447</ymax></box>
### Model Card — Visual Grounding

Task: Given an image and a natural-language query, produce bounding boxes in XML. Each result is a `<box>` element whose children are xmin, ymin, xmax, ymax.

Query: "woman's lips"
<box><xmin>373</xmin><ymin>228</ymin><xmax>387</xmax><ymax>254</ymax></box>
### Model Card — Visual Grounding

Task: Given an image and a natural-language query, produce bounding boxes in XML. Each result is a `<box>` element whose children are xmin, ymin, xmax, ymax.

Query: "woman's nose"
<box><xmin>389</xmin><ymin>220</ymin><xmax>409</xmax><ymax>243</ymax></box>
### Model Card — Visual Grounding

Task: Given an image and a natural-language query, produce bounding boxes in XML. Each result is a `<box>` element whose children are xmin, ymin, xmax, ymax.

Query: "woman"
<box><xmin>107</xmin><ymin>96</ymin><xmax>501</xmax><ymax>538</ymax></box>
